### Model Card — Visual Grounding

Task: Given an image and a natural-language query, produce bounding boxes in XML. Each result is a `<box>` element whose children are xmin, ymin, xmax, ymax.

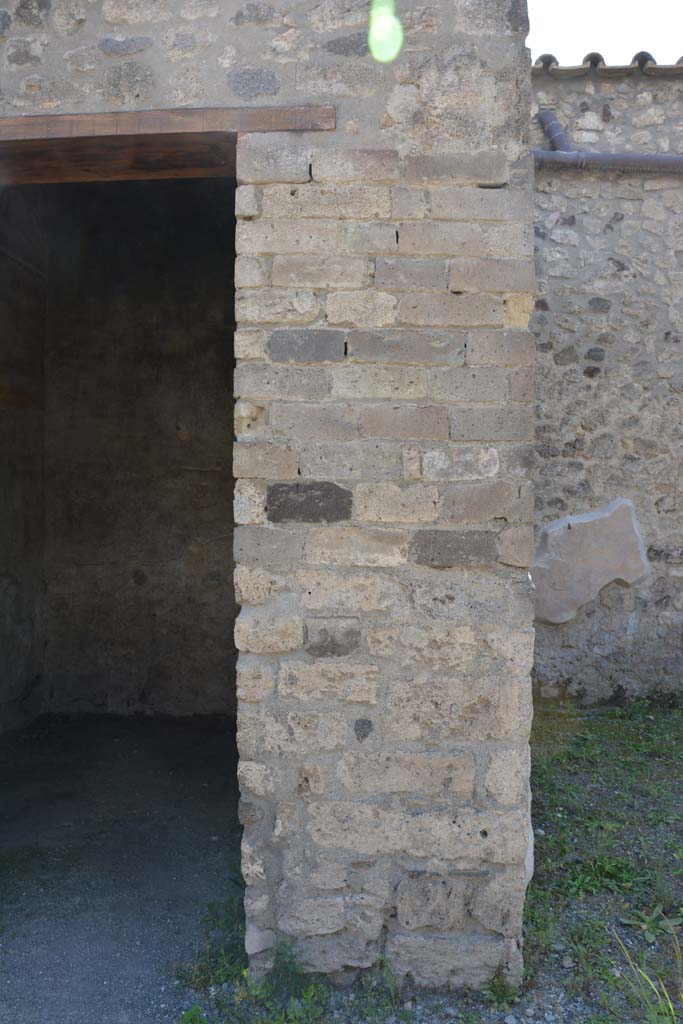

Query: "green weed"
<box><xmin>561</xmin><ymin>855</ymin><xmax>654</xmax><ymax>897</ymax></box>
<box><xmin>356</xmin><ymin>957</ymin><xmax>406</xmax><ymax>1023</ymax></box>
<box><xmin>526</xmin><ymin>698</ymin><xmax>683</xmax><ymax>1020</ymax></box>
<box><xmin>229</xmin><ymin>945</ymin><xmax>330</xmax><ymax>1024</ymax></box>
<box><xmin>179</xmin><ymin>1007</ymin><xmax>208</xmax><ymax>1024</ymax></box>
<box><xmin>483</xmin><ymin>970</ymin><xmax>519</xmax><ymax>1011</ymax></box>
<box><xmin>620</xmin><ymin>905</ymin><xmax>683</xmax><ymax>944</ymax></box>
<box><xmin>175</xmin><ymin>892</ymin><xmax>247</xmax><ymax>990</ymax></box>
<box><xmin>616</xmin><ymin>932</ymin><xmax>683</xmax><ymax>1023</ymax></box>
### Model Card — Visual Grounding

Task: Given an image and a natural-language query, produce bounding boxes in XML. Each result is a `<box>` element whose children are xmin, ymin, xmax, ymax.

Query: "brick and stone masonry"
<box><xmin>0</xmin><ymin>0</ymin><xmax>537</xmax><ymax>987</ymax></box>
<box><xmin>231</xmin><ymin>3</ymin><xmax>536</xmax><ymax>985</ymax></box>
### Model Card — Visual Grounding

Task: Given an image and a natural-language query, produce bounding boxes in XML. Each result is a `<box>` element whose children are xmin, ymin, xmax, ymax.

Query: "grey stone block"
<box><xmin>648</xmin><ymin>544</ymin><xmax>683</xmax><ymax>564</ymax></box>
<box><xmin>409</xmin><ymin>530</ymin><xmax>498</xmax><ymax>568</ymax></box>
<box><xmin>267</xmin><ymin>482</ymin><xmax>352</xmax><ymax>523</ymax></box>
<box><xmin>14</xmin><ymin>0</ymin><xmax>50</xmax><ymax>26</ymax></box>
<box><xmin>234</xmin><ymin>525</ymin><xmax>305</xmax><ymax>568</ymax></box>
<box><xmin>236</xmin><ymin>137</ymin><xmax>312</xmax><ymax>185</ymax></box>
<box><xmin>305</xmin><ymin>618</ymin><xmax>361</xmax><ymax>657</ymax></box>
<box><xmin>346</xmin><ymin>330</ymin><xmax>466</xmax><ymax>366</ymax></box>
<box><xmin>268</xmin><ymin>329</ymin><xmax>346</xmax><ymax>364</ymax></box>
<box><xmin>6</xmin><ymin>38</ymin><xmax>43</xmax><ymax>65</ymax></box>
<box><xmin>227</xmin><ymin>66</ymin><xmax>280</xmax><ymax>100</ymax></box>
<box><xmin>354</xmin><ymin>718</ymin><xmax>373</xmax><ymax>741</ymax></box>
<box><xmin>103</xmin><ymin>61</ymin><xmax>155</xmax><ymax>105</ymax></box>
<box><xmin>232</xmin><ymin>2</ymin><xmax>276</xmax><ymax>25</ymax></box>
<box><xmin>405</xmin><ymin>151</ymin><xmax>508</xmax><ymax>186</ymax></box>
<box><xmin>588</xmin><ymin>297</ymin><xmax>612</xmax><ymax>313</ymax></box>
<box><xmin>323</xmin><ymin>32</ymin><xmax>368</xmax><ymax>56</ymax></box>
<box><xmin>98</xmin><ymin>36</ymin><xmax>153</xmax><ymax>55</ymax></box>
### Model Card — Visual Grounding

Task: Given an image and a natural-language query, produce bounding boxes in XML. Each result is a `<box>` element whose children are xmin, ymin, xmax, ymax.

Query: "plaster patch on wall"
<box><xmin>532</xmin><ymin>498</ymin><xmax>650</xmax><ymax>625</ymax></box>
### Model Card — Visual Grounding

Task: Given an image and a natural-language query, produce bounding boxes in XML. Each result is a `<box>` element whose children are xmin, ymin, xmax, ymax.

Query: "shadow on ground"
<box><xmin>0</xmin><ymin>715</ymin><xmax>241</xmax><ymax>1024</ymax></box>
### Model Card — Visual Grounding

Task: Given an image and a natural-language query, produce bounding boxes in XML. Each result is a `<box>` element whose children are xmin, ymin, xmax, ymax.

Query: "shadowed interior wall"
<box><xmin>1</xmin><ymin>179</ymin><xmax>236</xmax><ymax>728</ymax></box>
<box><xmin>0</xmin><ymin>188</ymin><xmax>46</xmax><ymax>733</ymax></box>
<box><xmin>42</xmin><ymin>179</ymin><xmax>236</xmax><ymax>718</ymax></box>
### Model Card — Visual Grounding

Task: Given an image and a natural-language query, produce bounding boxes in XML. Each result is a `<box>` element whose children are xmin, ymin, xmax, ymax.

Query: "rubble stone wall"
<box><xmin>532</xmin><ymin>70</ymin><xmax>683</xmax><ymax>703</ymax></box>
<box><xmin>0</xmin><ymin>0</ymin><xmax>536</xmax><ymax>986</ymax></box>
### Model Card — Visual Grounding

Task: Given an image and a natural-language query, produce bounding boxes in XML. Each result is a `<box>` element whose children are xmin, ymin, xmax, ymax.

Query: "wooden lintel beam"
<box><xmin>0</xmin><ymin>105</ymin><xmax>336</xmax><ymax>143</ymax></box>
<box><xmin>0</xmin><ymin>132</ymin><xmax>237</xmax><ymax>186</ymax></box>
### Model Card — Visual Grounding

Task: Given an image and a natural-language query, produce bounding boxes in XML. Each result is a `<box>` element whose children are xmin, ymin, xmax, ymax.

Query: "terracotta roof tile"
<box><xmin>533</xmin><ymin>52</ymin><xmax>683</xmax><ymax>78</ymax></box>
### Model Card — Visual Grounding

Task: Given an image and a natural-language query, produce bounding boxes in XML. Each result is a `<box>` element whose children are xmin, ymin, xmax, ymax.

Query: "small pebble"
<box><xmin>561</xmin><ymin>955</ymin><xmax>573</xmax><ymax>968</ymax></box>
<box><xmin>505</xmin><ymin>1016</ymin><xmax>517</xmax><ymax>1024</ymax></box>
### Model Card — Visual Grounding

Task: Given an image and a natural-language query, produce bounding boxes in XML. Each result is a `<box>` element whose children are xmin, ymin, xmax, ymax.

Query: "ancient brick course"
<box><xmin>232</xmin><ymin>2</ymin><xmax>536</xmax><ymax>974</ymax></box>
<box><xmin>235</xmin><ymin>57</ymin><xmax>535</xmax><ymax>978</ymax></box>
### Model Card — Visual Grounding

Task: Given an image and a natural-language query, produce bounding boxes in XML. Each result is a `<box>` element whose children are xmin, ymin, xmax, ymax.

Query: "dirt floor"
<box><xmin>0</xmin><ymin>716</ymin><xmax>240</xmax><ymax>1024</ymax></box>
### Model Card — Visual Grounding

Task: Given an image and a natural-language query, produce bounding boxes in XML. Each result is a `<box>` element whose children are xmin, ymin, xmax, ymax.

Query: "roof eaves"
<box><xmin>533</xmin><ymin>52</ymin><xmax>683</xmax><ymax>79</ymax></box>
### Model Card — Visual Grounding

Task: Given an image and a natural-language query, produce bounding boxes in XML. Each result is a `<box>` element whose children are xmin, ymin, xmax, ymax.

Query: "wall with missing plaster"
<box><xmin>532</xmin><ymin>68</ymin><xmax>683</xmax><ymax>702</ymax></box>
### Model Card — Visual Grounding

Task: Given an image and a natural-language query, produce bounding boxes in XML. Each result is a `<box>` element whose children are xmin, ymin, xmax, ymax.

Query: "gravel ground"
<box><xmin>0</xmin><ymin>715</ymin><xmax>240</xmax><ymax>1024</ymax></box>
<box><xmin>176</xmin><ymin>699</ymin><xmax>683</xmax><ymax>1024</ymax></box>
<box><xmin>1</xmin><ymin>701</ymin><xmax>681</xmax><ymax>1024</ymax></box>
<box><xmin>177</xmin><ymin>980</ymin><xmax>607</xmax><ymax>1024</ymax></box>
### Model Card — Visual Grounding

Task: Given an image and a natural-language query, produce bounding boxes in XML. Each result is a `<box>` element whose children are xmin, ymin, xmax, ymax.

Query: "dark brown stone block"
<box><xmin>267</xmin><ymin>482</ymin><xmax>352</xmax><ymax>523</ymax></box>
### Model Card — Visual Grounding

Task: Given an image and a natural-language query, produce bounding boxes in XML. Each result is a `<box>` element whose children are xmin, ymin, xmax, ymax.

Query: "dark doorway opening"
<box><xmin>0</xmin><ymin>175</ymin><xmax>239</xmax><ymax>1022</ymax></box>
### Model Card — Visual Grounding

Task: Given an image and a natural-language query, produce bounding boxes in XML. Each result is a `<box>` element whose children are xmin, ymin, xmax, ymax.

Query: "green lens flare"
<box><xmin>368</xmin><ymin>0</ymin><xmax>404</xmax><ymax>63</ymax></box>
